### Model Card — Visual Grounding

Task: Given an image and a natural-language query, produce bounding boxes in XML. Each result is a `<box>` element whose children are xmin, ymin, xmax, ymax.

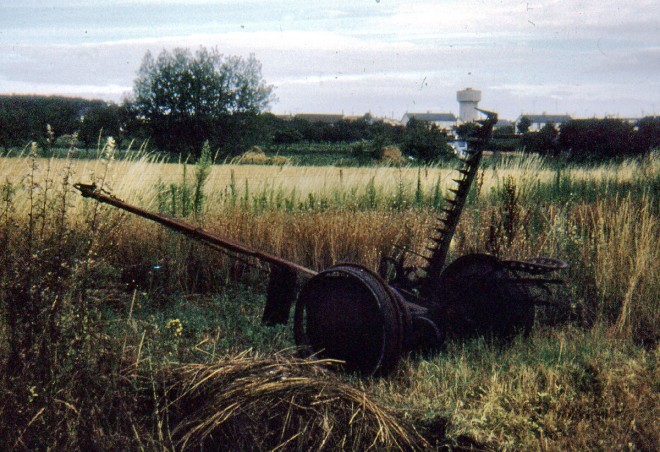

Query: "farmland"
<box><xmin>0</xmin><ymin>147</ymin><xmax>658</xmax><ymax>449</ymax></box>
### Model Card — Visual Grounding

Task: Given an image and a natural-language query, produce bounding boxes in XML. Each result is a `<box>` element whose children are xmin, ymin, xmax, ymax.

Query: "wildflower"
<box><xmin>166</xmin><ymin>319</ymin><xmax>183</xmax><ymax>338</ymax></box>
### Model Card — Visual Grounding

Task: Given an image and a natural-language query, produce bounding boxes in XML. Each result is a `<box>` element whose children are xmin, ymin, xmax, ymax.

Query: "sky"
<box><xmin>1</xmin><ymin>0</ymin><xmax>658</xmax><ymax>120</ymax></box>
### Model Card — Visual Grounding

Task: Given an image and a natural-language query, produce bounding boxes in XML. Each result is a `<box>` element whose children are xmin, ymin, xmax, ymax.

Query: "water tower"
<box><xmin>457</xmin><ymin>88</ymin><xmax>481</xmax><ymax>122</ymax></box>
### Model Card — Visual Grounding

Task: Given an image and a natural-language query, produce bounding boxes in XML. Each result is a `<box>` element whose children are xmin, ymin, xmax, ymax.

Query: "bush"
<box><xmin>559</xmin><ymin>118</ymin><xmax>635</xmax><ymax>160</ymax></box>
<box><xmin>402</xmin><ymin>118</ymin><xmax>451</xmax><ymax>162</ymax></box>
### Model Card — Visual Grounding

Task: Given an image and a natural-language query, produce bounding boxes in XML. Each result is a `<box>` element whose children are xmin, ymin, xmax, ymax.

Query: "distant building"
<box><xmin>379</xmin><ymin>116</ymin><xmax>404</xmax><ymax>126</ymax></box>
<box><xmin>343</xmin><ymin>115</ymin><xmax>364</xmax><ymax>122</ymax></box>
<box><xmin>294</xmin><ymin>113</ymin><xmax>344</xmax><ymax>124</ymax></box>
<box><xmin>401</xmin><ymin>112</ymin><xmax>457</xmax><ymax>131</ymax></box>
<box><xmin>612</xmin><ymin>116</ymin><xmax>643</xmax><ymax>125</ymax></box>
<box><xmin>515</xmin><ymin>114</ymin><xmax>572</xmax><ymax>132</ymax></box>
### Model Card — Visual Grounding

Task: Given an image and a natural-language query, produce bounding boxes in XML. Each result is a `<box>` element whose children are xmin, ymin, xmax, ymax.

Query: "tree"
<box><xmin>0</xmin><ymin>95</ymin><xmax>100</xmax><ymax>151</ymax></box>
<box><xmin>521</xmin><ymin>123</ymin><xmax>559</xmax><ymax>155</ymax></box>
<box><xmin>517</xmin><ymin>116</ymin><xmax>531</xmax><ymax>134</ymax></box>
<box><xmin>131</xmin><ymin>47</ymin><xmax>274</xmax><ymax>155</ymax></box>
<box><xmin>559</xmin><ymin>118</ymin><xmax>635</xmax><ymax>160</ymax></box>
<box><xmin>0</xmin><ymin>98</ymin><xmax>25</xmax><ymax>152</ymax></box>
<box><xmin>456</xmin><ymin>122</ymin><xmax>479</xmax><ymax>140</ymax></box>
<box><xmin>634</xmin><ymin>116</ymin><xmax>660</xmax><ymax>153</ymax></box>
<box><xmin>493</xmin><ymin>125</ymin><xmax>515</xmax><ymax>137</ymax></box>
<box><xmin>402</xmin><ymin>118</ymin><xmax>451</xmax><ymax>162</ymax></box>
<box><xmin>78</xmin><ymin>102</ymin><xmax>125</xmax><ymax>149</ymax></box>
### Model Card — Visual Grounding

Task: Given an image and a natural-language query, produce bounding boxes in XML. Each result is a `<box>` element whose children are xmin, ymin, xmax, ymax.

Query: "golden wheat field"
<box><xmin>0</xmin><ymin>151</ymin><xmax>648</xmax><ymax>209</ymax></box>
<box><xmin>0</xmin><ymin>149</ymin><xmax>658</xmax><ymax>449</ymax></box>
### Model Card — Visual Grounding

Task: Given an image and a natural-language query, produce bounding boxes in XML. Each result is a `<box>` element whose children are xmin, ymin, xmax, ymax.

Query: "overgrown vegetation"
<box><xmin>0</xmin><ymin>149</ymin><xmax>657</xmax><ymax>449</ymax></box>
<box><xmin>3</xmin><ymin>90</ymin><xmax>658</xmax><ymax>163</ymax></box>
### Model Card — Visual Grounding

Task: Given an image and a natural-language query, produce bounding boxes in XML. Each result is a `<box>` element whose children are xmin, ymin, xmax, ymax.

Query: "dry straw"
<box><xmin>166</xmin><ymin>352</ymin><xmax>427</xmax><ymax>451</ymax></box>
<box><xmin>231</xmin><ymin>146</ymin><xmax>292</xmax><ymax>165</ymax></box>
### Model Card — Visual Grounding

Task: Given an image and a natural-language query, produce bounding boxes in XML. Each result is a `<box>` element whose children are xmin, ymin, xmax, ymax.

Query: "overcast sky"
<box><xmin>1</xmin><ymin>0</ymin><xmax>658</xmax><ymax>120</ymax></box>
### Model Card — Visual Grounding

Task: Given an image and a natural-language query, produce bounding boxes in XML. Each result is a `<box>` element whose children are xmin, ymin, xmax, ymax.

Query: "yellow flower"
<box><xmin>166</xmin><ymin>319</ymin><xmax>183</xmax><ymax>338</ymax></box>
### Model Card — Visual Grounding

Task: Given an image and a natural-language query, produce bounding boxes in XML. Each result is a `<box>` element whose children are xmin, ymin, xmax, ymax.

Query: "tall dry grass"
<box><xmin>0</xmin><ymin>149</ymin><xmax>657</xmax><ymax>449</ymax></box>
<box><xmin>588</xmin><ymin>195</ymin><xmax>658</xmax><ymax>342</ymax></box>
<box><xmin>1</xmin><ymin>149</ymin><xmax>656</xmax><ymax>339</ymax></box>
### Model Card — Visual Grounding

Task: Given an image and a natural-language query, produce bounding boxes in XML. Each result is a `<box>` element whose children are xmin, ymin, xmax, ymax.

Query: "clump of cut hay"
<box><xmin>269</xmin><ymin>155</ymin><xmax>292</xmax><ymax>165</ymax></box>
<box><xmin>166</xmin><ymin>353</ymin><xmax>427</xmax><ymax>450</ymax></box>
<box><xmin>379</xmin><ymin>146</ymin><xmax>408</xmax><ymax>165</ymax></box>
<box><xmin>232</xmin><ymin>146</ymin><xmax>291</xmax><ymax>165</ymax></box>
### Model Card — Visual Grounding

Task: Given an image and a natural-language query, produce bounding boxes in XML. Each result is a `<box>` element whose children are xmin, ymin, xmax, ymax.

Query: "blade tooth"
<box><xmin>440</xmin><ymin>208</ymin><xmax>455</xmax><ymax>215</ymax></box>
<box><xmin>459</xmin><ymin>169</ymin><xmax>470</xmax><ymax>176</ymax></box>
<box><xmin>449</xmin><ymin>188</ymin><xmax>461</xmax><ymax>195</ymax></box>
<box><xmin>445</xmin><ymin>198</ymin><xmax>458</xmax><ymax>206</ymax></box>
<box><xmin>468</xmin><ymin>154</ymin><xmax>482</xmax><ymax>164</ymax></box>
<box><xmin>426</xmin><ymin>246</ymin><xmax>438</xmax><ymax>253</ymax></box>
<box><xmin>452</xmin><ymin>178</ymin><xmax>465</xmax><ymax>185</ymax></box>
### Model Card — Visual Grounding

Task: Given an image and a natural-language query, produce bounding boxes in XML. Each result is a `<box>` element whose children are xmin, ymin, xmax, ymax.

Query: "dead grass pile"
<box><xmin>166</xmin><ymin>353</ymin><xmax>427</xmax><ymax>451</ymax></box>
<box><xmin>232</xmin><ymin>146</ymin><xmax>292</xmax><ymax>165</ymax></box>
<box><xmin>379</xmin><ymin>145</ymin><xmax>408</xmax><ymax>165</ymax></box>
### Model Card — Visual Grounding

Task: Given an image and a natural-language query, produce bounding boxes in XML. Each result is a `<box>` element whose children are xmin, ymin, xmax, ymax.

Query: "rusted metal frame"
<box><xmin>74</xmin><ymin>183</ymin><xmax>318</xmax><ymax>279</ymax></box>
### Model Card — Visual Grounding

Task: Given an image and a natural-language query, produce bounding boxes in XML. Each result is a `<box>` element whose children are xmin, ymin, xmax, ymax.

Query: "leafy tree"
<box><xmin>559</xmin><ymin>118</ymin><xmax>635</xmax><ymax>160</ymax></box>
<box><xmin>634</xmin><ymin>116</ymin><xmax>660</xmax><ymax>153</ymax></box>
<box><xmin>517</xmin><ymin>116</ymin><xmax>531</xmax><ymax>134</ymax></box>
<box><xmin>0</xmin><ymin>95</ymin><xmax>97</xmax><ymax>151</ymax></box>
<box><xmin>456</xmin><ymin>122</ymin><xmax>479</xmax><ymax>140</ymax></box>
<box><xmin>521</xmin><ymin>123</ymin><xmax>559</xmax><ymax>156</ymax></box>
<box><xmin>0</xmin><ymin>98</ymin><xmax>26</xmax><ymax>151</ymax></box>
<box><xmin>493</xmin><ymin>125</ymin><xmax>516</xmax><ymax>137</ymax></box>
<box><xmin>131</xmin><ymin>47</ymin><xmax>274</xmax><ymax>155</ymax></box>
<box><xmin>78</xmin><ymin>102</ymin><xmax>125</xmax><ymax>148</ymax></box>
<box><xmin>272</xmin><ymin>124</ymin><xmax>304</xmax><ymax>146</ymax></box>
<box><xmin>402</xmin><ymin>117</ymin><xmax>451</xmax><ymax>162</ymax></box>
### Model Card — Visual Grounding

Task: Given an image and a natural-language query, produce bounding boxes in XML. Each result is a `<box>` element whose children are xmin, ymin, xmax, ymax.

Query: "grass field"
<box><xmin>0</xmin><ymin>147</ymin><xmax>657</xmax><ymax>449</ymax></box>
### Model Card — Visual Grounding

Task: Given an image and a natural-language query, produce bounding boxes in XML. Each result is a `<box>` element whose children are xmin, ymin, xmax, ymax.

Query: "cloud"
<box><xmin>379</xmin><ymin>0</ymin><xmax>659</xmax><ymax>38</ymax></box>
<box><xmin>0</xmin><ymin>77</ymin><xmax>130</xmax><ymax>99</ymax></box>
<box><xmin>0</xmin><ymin>0</ymin><xmax>658</xmax><ymax>118</ymax></box>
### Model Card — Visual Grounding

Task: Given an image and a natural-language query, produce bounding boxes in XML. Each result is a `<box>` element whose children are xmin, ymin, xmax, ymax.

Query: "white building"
<box><xmin>401</xmin><ymin>112</ymin><xmax>457</xmax><ymax>131</ymax></box>
<box><xmin>515</xmin><ymin>114</ymin><xmax>572</xmax><ymax>132</ymax></box>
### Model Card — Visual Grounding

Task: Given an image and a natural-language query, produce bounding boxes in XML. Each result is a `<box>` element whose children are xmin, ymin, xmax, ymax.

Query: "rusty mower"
<box><xmin>74</xmin><ymin>110</ymin><xmax>568</xmax><ymax>376</ymax></box>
